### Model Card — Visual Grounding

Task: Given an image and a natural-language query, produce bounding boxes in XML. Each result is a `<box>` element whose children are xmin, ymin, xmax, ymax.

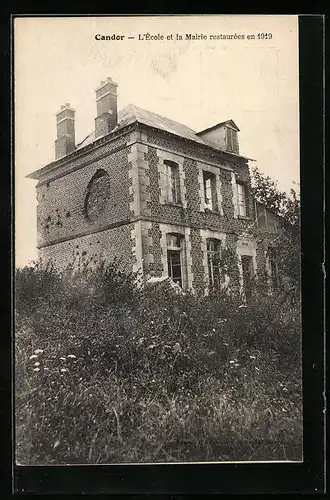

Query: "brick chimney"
<box><xmin>95</xmin><ymin>77</ymin><xmax>118</xmax><ymax>139</ymax></box>
<box><xmin>55</xmin><ymin>103</ymin><xmax>75</xmax><ymax>159</ymax></box>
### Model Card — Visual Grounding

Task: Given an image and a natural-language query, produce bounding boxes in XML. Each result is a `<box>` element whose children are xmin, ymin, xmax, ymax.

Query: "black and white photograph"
<box><xmin>14</xmin><ymin>15</ymin><xmax>302</xmax><ymax>466</ymax></box>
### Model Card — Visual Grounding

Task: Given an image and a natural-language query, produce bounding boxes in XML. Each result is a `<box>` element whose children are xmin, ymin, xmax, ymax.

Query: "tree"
<box><xmin>250</xmin><ymin>166</ymin><xmax>301</xmax><ymax>301</ymax></box>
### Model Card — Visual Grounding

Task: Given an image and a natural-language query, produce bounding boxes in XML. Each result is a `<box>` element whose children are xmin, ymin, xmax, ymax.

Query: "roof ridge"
<box><xmin>124</xmin><ymin>103</ymin><xmax>199</xmax><ymax>134</ymax></box>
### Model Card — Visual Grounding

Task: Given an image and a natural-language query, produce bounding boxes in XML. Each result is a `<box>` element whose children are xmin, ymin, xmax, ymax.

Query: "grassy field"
<box><xmin>15</xmin><ymin>262</ymin><xmax>302</xmax><ymax>464</ymax></box>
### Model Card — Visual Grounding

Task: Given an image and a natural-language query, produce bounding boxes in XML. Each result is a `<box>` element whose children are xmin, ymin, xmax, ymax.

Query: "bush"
<box><xmin>15</xmin><ymin>262</ymin><xmax>302</xmax><ymax>464</ymax></box>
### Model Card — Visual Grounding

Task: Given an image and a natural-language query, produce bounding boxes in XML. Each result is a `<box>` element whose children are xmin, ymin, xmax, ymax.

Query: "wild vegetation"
<box><xmin>250</xmin><ymin>166</ymin><xmax>301</xmax><ymax>299</ymax></box>
<box><xmin>15</xmin><ymin>259</ymin><xmax>302</xmax><ymax>464</ymax></box>
<box><xmin>15</xmin><ymin>170</ymin><xmax>302</xmax><ymax>464</ymax></box>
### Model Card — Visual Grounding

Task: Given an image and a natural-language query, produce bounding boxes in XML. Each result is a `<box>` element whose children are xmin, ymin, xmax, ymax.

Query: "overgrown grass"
<box><xmin>15</xmin><ymin>261</ymin><xmax>303</xmax><ymax>464</ymax></box>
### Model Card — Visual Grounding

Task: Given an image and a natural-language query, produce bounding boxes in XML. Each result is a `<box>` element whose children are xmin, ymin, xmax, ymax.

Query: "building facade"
<box><xmin>28</xmin><ymin>77</ymin><xmax>281</xmax><ymax>297</ymax></box>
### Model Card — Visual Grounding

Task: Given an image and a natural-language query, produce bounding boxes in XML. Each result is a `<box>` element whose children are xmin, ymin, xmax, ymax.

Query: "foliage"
<box><xmin>15</xmin><ymin>263</ymin><xmax>302</xmax><ymax>464</ymax></box>
<box><xmin>250</xmin><ymin>166</ymin><xmax>301</xmax><ymax>299</ymax></box>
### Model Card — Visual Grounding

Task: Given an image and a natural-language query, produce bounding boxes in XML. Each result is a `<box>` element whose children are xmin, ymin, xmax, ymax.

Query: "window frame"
<box><xmin>226</xmin><ymin>126</ymin><xmax>238</xmax><ymax>153</ymax></box>
<box><xmin>206</xmin><ymin>238</ymin><xmax>223</xmax><ymax>288</ymax></box>
<box><xmin>267</xmin><ymin>245</ymin><xmax>281</xmax><ymax>290</ymax></box>
<box><xmin>164</xmin><ymin>160</ymin><xmax>181</xmax><ymax>205</ymax></box>
<box><xmin>236</xmin><ymin>181</ymin><xmax>247</xmax><ymax>217</ymax></box>
<box><xmin>166</xmin><ymin>233</ymin><xmax>184</xmax><ymax>288</ymax></box>
<box><xmin>203</xmin><ymin>171</ymin><xmax>218</xmax><ymax>211</ymax></box>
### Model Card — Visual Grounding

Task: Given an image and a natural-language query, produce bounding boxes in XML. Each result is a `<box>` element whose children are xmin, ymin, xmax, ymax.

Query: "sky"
<box><xmin>14</xmin><ymin>15</ymin><xmax>300</xmax><ymax>267</ymax></box>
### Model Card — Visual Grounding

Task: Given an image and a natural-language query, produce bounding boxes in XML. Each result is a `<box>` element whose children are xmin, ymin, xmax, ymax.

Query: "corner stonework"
<box><xmin>128</xmin><ymin>132</ymin><xmax>151</xmax><ymax>217</ymax></box>
<box><xmin>128</xmin><ymin>130</ymin><xmax>152</xmax><ymax>278</ymax></box>
<box><xmin>131</xmin><ymin>220</ymin><xmax>154</xmax><ymax>278</ymax></box>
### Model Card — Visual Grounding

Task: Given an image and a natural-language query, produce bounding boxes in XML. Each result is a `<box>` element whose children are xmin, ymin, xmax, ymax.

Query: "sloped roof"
<box><xmin>197</xmin><ymin>119</ymin><xmax>240</xmax><ymax>136</ymax></box>
<box><xmin>77</xmin><ymin>104</ymin><xmax>208</xmax><ymax>150</ymax></box>
<box><xmin>76</xmin><ymin>104</ymin><xmax>250</xmax><ymax>159</ymax></box>
<box><xmin>28</xmin><ymin>105</ymin><xmax>253</xmax><ymax>180</ymax></box>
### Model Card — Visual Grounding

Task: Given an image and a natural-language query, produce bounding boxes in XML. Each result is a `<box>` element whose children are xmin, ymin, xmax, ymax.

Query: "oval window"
<box><xmin>84</xmin><ymin>169</ymin><xmax>111</xmax><ymax>221</ymax></box>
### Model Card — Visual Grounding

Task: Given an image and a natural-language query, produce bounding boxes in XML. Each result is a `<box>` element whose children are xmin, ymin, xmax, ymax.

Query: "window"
<box><xmin>164</xmin><ymin>160</ymin><xmax>181</xmax><ymax>204</ymax></box>
<box><xmin>236</xmin><ymin>182</ymin><xmax>247</xmax><ymax>217</ymax></box>
<box><xmin>84</xmin><ymin>169</ymin><xmax>111</xmax><ymax>222</ymax></box>
<box><xmin>167</xmin><ymin>233</ymin><xmax>183</xmax><ymax>287</ymax></box>
<box><xmin>268</xmin><ymin>246</ymin><xmax>281</xmax><ymax>290</ymax></box>
<box><xmin>207</xmin><ymin>238</ymin><xmax>222</xmax><ymax>288</ymax></box>
<box><xmin>256</xmin><ymin>202</ymin><xmax>267</xmax><ymax>230</ymax></box>
<box><xmin>203</xmin><ymin>171</ymin><xmax>217</xmax><ymax>211</ymax></box>
<box><xmin>241</xmin><ymin>255</ymin><xmax>254</xmax><ymax>300</ymax></box>
<box><xmin>226</xmin><ymin>127</ymin><xmax>238</xmax><ymax>153</ymax></box>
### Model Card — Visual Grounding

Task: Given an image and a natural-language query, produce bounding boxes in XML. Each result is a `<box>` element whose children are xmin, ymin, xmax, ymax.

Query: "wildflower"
<box><xmin>53</xmin><ymin>440</ymin><xmax>60</xmax><ymax>449</ymax></box>
<box><xmin>60</xmin><ymin>357</ymin><xmax>66</xmax><ymax>361</ymax></box>
<box><xmin>173</xmin><ymin>342</ymin><xmax>181</xmax><ymax>354</ymax></box>
<box><xmin>229</xmin><ymin>360</ymin><xmax>235</xmax><ymax>364</ymax></box>
<box><xmin>67</xmin><ymin>354</ymin><xmax>76</xmax><ymax>359</ymax></box>
<box><xmin>255</xmin><ymin>367</ymin><xmax>260</xmax><ymax>371</ymax></box>
<box><xmin>282</xmin><ymin>387</ymin><xmax>288</xmax><ymax>392</ymax></box>
<box><xmin>33</xmin><ymin>367</ymin><xmax>40</xmax><ymax>372</ymax></box>
<box><xmin>60</xmin><ymin>368</ymin><xmax>68</xmax><ymax>373</ymax></box>
<box><xmin>34</xmin><ymin>362</ymin><xmax>40</xmax><ymax>366</ymax></box>
<box><xmin>249</xmin><ymin>355</ymin><xmax>256</xmax><ymax>359</ymax></box>
<box><xmin>29</xmin><ymin>354</ymin><xmax>38</xmax><ymax>360</ymax></box>
<box><xmin>34</xmin><ymin>349</ymin><xmax>44</xmax><ymax>354</ymax></box>
<box><xmin>234</xmin><ymin>363</ymin><xmax>239</xmax><ymax>367</ymax></box>
<box><xmin>44</xmin><ymin>367</ymin><xmax>49</xmax><ymax>371</ymax></box>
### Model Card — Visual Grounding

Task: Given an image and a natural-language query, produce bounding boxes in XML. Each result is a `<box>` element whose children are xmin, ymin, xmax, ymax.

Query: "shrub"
<box><xmin>15</xmin><ymin>262</ymin><xmax>302</xmax><ymax>464</ymax></box>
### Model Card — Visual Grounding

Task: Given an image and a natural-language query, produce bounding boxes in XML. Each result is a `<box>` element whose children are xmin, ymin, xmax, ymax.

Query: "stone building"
<box><xmin>28</xmin><ymin>77</ymin><xmax>281</xmax><ymax>297</ymax></box>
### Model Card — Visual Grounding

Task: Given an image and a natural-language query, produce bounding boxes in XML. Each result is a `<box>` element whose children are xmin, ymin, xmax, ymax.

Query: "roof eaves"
<box><xmin>135</xmin><ymin>121</ymin><xmax>253</xmax><ymax>162</ymax></box>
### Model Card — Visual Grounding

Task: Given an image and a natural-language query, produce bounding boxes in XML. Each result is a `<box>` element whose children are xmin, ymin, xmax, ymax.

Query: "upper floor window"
<box><xmin>226</xmin><ymin>127</ymin><xmax>238</xmax><ymax>153</ymax></box>
<box><xmin>256</xmin><ymin>202</ymin><xmax>267</xmax><ymax>230</ymax></box>
<box><xmin>164</xmin><ymin>160</ymin><xmax>181</xmax><ymax>204</ymax></box>
<box><xmin>207</xmin><ymin>238</ymin><xmax>222</xmax><ymax>288</ymax></box>
<box><xmin>166</xmin><ymin>233</ymin><xmax>183</xmax><ymax>287</ymax></box>
<box><xmin>236</xmin><ymin>182</ymin><xmax>247</xmax><ymax>217</ymax></box>
<box><xmin>203</xmin><ymin>171</ymin><xmax>217</xmax><ymax>211</ymax></box>
<box><xmin>84</xmin><ymin>169</ymin><xmax>111</xmax><ymax>222</ymax></box>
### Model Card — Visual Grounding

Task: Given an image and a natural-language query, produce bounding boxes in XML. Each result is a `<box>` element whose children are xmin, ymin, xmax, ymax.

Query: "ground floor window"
<box><xmin>207</xmin><ymin>238</ymin><xmax>222</xmax><ymax>288</ymax></box>
<box><xmin>268</xmin><ymin>246</ymin><xmax>281</xmax><ymax>290</ymax></box>
<box><xmin>167</xmin><ymin>233</ymin><xmax>183</xmax><ymax>287</ymax></box>
<box><xmin>241</xmin><ymin>255</ymin><xmax>254</xmax><ymax>300</ymax></box>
